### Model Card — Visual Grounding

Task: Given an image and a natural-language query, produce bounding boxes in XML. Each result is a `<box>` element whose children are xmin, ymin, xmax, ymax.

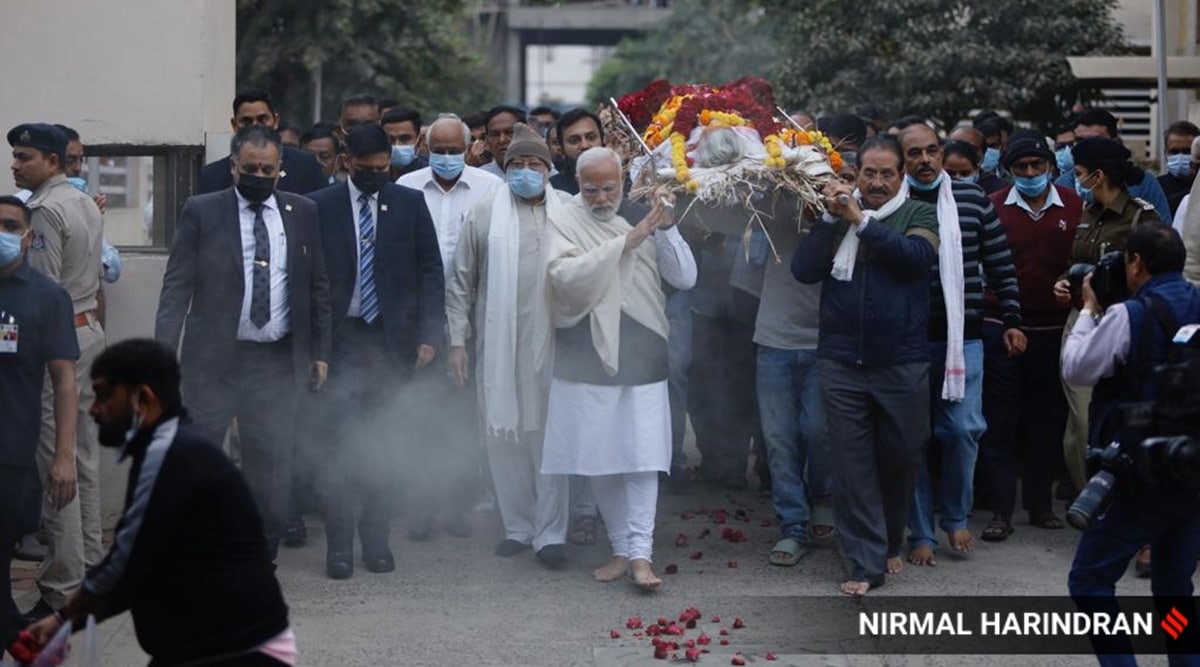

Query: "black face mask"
<box><xmin>236</xmin><ymin>174</ymin><xmax>276</xmax><ymax>204</ymax></box>
<box><xmin>352</xmin><ymin>170</ymin><xmax>391</xmax><ymax>195</ymax></box>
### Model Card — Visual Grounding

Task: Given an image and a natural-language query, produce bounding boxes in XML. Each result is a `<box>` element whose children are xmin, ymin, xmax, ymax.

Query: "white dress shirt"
<box><xmin>346</xmin><ymin>178</ymin><xmax>379</xmax><ymax>318</ymax></box>
<box><xmin>397</xmin><ymin>165</ymin><xmax>502</xmax><ymax>281</ymax></box>
<box><xmin>1173</xmin><ymin>194</ymin><xmax>1190</xmax><ymax>235</ymax></box>
<box><xmin>1004</xmin><ymin>182</ymin><xmax>1064</xmax><ymax>221</ymax></box>
<box><xmin>235</xmin><ymin>190</ymin><xmax>290</xmax><ymax>342</ymax></box>
<box><xmin>1061</xmin><ymin>304</ymin><xmax>1131</xmax><ymax>386</ymax></box>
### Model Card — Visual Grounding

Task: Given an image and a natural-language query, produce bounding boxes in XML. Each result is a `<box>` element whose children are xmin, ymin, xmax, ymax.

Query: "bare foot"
<box><xmin>886</xmin><ymin>556</ymin><xmax>904</xmax><ymax>574</ymax></box>
<box><xmin>629</xmin><ymin>559</ymin><xmax>661</xmax><ymax>590</ymax></box>
<box><xmin>593</xmin><ymin>556</ymin><xmax>629</xmax><ymax>583</ymax></box>
<box><xmin>946</xmin><ymin>529</ymin><xmax>975</xmax><ymax>553</ymax></box>
<box><xmin>907</xmin><ymin>545</ymin><xmax>937</xmax><ymax>566</ymax></box>
<box><xmin>840</xmin><ymin>580</ymin><xmax>872</xmax><ymax>596</ymax></box>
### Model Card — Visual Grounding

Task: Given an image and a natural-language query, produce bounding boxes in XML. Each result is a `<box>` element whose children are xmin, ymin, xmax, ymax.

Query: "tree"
<box><xmin>757</xmin><ymin>0</ymin><xmax>1126</xmax><ymax>131</ymax></box>
<box><xmin>237</xmin><ymin>0</ymin><xmax>497</xmax><ymax>126</ymax></box>
<box><xmin>586</xmin><ymin>1</ymin><xmax>776</xmax><ymax>107</ymax></box>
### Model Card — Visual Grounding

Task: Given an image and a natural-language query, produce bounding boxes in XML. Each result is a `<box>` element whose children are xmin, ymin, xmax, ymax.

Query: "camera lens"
<box><xmin>1067</xmin><ymin>470</ymin><xmax>1117</xmax><ymax>530</ymax></box>
<box><xmin>1166</xmin><ymin>437</ymin><xmax>1200</xmax><ymax>482</ymax></box>
<box><xmin>1067</xmin><ymin>263</ymin><xmax>1095</xmax><ymax>298</ymax></box>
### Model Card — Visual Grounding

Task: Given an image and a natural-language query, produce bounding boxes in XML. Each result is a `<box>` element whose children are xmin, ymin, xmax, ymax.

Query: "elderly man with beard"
<box><xmin>446</xmin><ymin>123</ymin><xmax>571</xmax><ymax>568</ymax></box>
<box><xmin>793</xmin><ymin>136</ymin><xmax>939</xmax><ymax>595</ymax></box>
<box><xmin>897</xmin><ymin>124</ymin><xmax>1023</xmax><ymax>566</ymax></box>
<box><xmin>541</xmin><ymin>147</ymin><xmax>696</xmax><ymax>589</ymax></box>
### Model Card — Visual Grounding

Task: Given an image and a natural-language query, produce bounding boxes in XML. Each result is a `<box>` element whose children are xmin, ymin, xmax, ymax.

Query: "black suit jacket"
<box><xmin>308</xmin><ymin>182</ymin><xmax>444</xmax><ymax>365</ymax></box>
<box><xmin>197</xmin><ymin>146</ymin><xmax>326</xmax><ymax>196</ymax></box>
<box><xmin>155</xmin><ymin>188</ymin><xmax>332</xmax><ymax>386</ymax></box>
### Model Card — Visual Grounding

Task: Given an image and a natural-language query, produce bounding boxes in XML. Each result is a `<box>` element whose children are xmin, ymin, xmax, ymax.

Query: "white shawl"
<box><xmin>544</xmin><ymin>196</ymin><xmax>668</xmax><ymax>376</ymax></box>
<box><xmin>828</xmin><ymin>176</ymin><xmax>966</xmax><ymax>401</ymax></box>
<box><xmin>481</xmin><ymin>186</ymin><xmax>564</xmax><ymax>440</ymax></box>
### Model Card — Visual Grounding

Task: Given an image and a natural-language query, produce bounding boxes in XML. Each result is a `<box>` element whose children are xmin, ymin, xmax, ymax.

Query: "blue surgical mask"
<box><xmin>508</xmin><ymin>168</ymin><xmax>545</xmax><ymax>200</ymax></box>
<box><xmin>953</xmin><ymin>173</ymin><xmax>979</xmax><ymax>184</ymax></box>
<box><xmin>1075</xmin><ymin>173</ymin><xmax>1095</xmax><ymax>204</ymax></box>
<box><xmin>391</xmin><ymin>144</ymin><xmax>416</xmax><ymax>169</ymax></box>
<box><xmin>906</xmin><ymin>172</ymin><xmax>943</xmax><ymax>191</ymax></box>
<box><xmin>1014</xmin><ymin>172</ymin><xmax>1050</xmax><ymax>198</ymax></box>
<box><xmin>0</xmin><ymin>231</ymin><xmax>26</xmax><ymax>266</ymax></box>
<box><xmin>1056</xmin><ymin>146</ymin><xmax>1074</xmax><ymax>174</ymax></box>
<box><xmin>430</xmin><ymin>153</ymin><xmax>466</xmax><ymax>181</ymax></box>
<box><xmin>66</xmin><ymin>176</ymin><xmax>89</xmax><ymax>193</ymax></box>
<box><xmin>981</xmin><ymin>147</ymin><xmax>1000</xmax><ymax>173</ymax></box>
<box><xmin>1167</xmin><ymin>153</ymin><xmax>1193</xmax><ymax>179</ymax></box>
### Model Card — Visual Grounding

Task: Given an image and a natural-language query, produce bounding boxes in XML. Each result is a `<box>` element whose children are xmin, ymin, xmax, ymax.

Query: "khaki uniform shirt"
<box><xmin>26</xmin><ymin>174</ymin><xmax>104</xmax><ymax>315</ymax></box>
<box><xmin>1071</xmin><ymin>189</ymin><xmax>1159</xmax><ymax>265</ymax></box>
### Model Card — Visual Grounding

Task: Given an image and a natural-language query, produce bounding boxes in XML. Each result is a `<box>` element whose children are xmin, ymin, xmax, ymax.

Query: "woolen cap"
<box><xmin>1002</xmin><ymin>130</ymin><xmax>1054</xmax><ymax>167</ymax></box>
<box><xmin>503</xmin><ymin>123</ymin><xmax>552</xmax><ymax>169</ymax></box>
<box><xmin>7</xmin><ymin>123</ymin><xmax>68</xmax><ymax>161</ymax></box>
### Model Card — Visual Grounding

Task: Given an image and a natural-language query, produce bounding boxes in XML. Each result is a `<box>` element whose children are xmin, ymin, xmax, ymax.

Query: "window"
<box><xmin>79</xmin><ymin>145</ymin><xmax>204</xmax><ymax>249</ymax></box>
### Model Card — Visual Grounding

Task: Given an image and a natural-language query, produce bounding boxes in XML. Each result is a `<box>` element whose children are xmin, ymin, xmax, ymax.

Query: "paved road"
<box><xmin>17</xmin><ymin>468</ymin><xmax>1186</xmax><ymax>665</ymax></box>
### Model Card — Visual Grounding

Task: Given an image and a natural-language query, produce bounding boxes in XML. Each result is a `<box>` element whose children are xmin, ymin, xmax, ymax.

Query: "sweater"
<box><xmin>985</xmin><ymin>184</ymin><xmax>1083</xmax><ymax>329</ymax></box>
<box><xmin>911</xmin><ymin>180</ymin><xmax>1021</xmax><ymax>340</ymax></box>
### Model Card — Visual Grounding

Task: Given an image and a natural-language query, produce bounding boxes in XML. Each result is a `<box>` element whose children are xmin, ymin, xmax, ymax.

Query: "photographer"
<box><xmin>1062</xmin><ymin>223</ymin><xmax>1200</xmax><ymax>660</ymax></box>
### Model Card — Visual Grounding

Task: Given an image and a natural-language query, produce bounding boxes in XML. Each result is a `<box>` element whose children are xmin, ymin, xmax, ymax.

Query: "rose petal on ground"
<box><xmin>733</xmin><ymin>618</ymin><xmax>746</xmax><ymax>629</ymax></box>
<box><xmin>720</xmin><ymin>629</ymin><xmax>730</xmax><ymax>636</ymax></box>
<box><xmin>720</xmin><ymin>639</ymin><xmax>730</xmax><ymax>646</ymax></box>
<box><xmin>697</xmin><ymin>633</ymin><xmax>712</xmax><ymax>645</ymax></box>
<box><xmin>710</xmin><ymin>615</ymin><xmax>721</xmax><ymax>623</ymax></box>
<box><xmin>685</xmin><ymin>647</ymin><xmax>702</xmax><ymax>662</ymax></box>
<box><xmin>676</xmin><ymin>533</ymin><xmax>689</xmax><ymax>548</ymax></box>
<box><xmin>665</xmin><ymin>564</ymin><xmax>679</xmax><ymax>574</ymax></box>
<box><xmin>690</xmin><ymin>551</ymin><xmax>703</xmax><ymax>560</ymax></box>
<box><xmin>610</xmin><ymin>630</ymin><xmax>621</xmax><ymax>639</ymax></box>
<box><xmin>765</xmin><ymin>652</ymin><xmax>778</xmax><ymax>660</ymax></box>
<box><xmin>627</xmin><ymin>617</ymin><xmax>643</xmax><ymax>629</ymax></box>
<box><xmin>727</xmin><ymin>560</ymin><xmax>739</xmax><ymax>569</ymax></box>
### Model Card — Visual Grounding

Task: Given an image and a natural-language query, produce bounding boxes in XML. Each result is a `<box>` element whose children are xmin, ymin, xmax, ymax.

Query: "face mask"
<box><xmin>1056</xmin><ymin>146</ymin><xmax>1074</xmax><ymax>174</ymax></box>
<box><xmin>1075</xmin><ymin>173</ymin><xmax>1095</xmax><ymax>205</ymax></box>
<box><xmin>430</xmin><ymin>153</ymin><xmax>466</xmax><ymax>181</ymax></box>
<box><xmin>66</xmin><ymin>176</ymin><xmax>89</xmax><ymax>193</ymax></box>
<box><xmin>906</xmin><ymin>172</ymin><xmax>943</xmax><ymax>191</ymax></box>
<box><xmin>1014</xmin><ymin>172</ymin><xmax>1050</xmax><ymax>198</ymax></box>
<box><xmin>952</xmin><ymin>173</ymin><xmax>979</xmax><ymax>184</ymax></box>
<box><xmin>0</xmin><ymin>230</ymin><xmax>27</xmax><ymax>266</ymax></box>
<box><xmin>390</xmin><ymin>144</ymin><xmax>416</xmax><ymax>169</ymax></box>
<box><xmin>1167</xmin><ymin>153</ymin><xmax>1193</xmax><ymax>179</ymax></box>
<box><xmin>235</xmin><ymin>174</ymin><xmax>276</xmax><ymax>204</ymax></box>
<box><xmin>351</xmin><ymin>170</ymin><xmax>390</xmax><ymax>195</ymax></box>
<box><xmin>508</xmin><ymin>168</ymin><xmax>545</xmax><ymax>200</ymax></box>
<box><xmin>981</xmin><ymin>147</ymin><xmax>1001</xmax><ymax>173</ymax></box>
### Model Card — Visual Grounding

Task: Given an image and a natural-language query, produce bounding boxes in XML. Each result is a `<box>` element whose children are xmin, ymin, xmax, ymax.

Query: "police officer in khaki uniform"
<box><xmin>8</xmin><ymin>123</ymin><xmax>105</xmax><ymax>621</ymax></box>
<box><xmin>1052</xmin><ymin>136</ymin><xmax>1161</xmax><ymax>563</ymax></box>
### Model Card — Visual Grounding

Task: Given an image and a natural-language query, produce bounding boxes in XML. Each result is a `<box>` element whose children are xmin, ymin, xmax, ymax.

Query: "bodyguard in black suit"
<box><xmin>309</xmin><ymin>124</ymin><xmax>444</xmax><ymax>579</ymax></box>
<box><xmin>155</xmin><ymin>126</ymin><xmax>332</xmax><ymax>559</ymax></box>
<box><xmin>195</xmin><ymin>89</ymin><xmax>325</xmax><ymax>196</ymax></box>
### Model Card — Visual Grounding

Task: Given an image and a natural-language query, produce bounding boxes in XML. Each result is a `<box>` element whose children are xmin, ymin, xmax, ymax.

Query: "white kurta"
<box><xmin>541</xmin><ymin>225</ymin><xmax>696</xmax><ymax>476</ymax></box>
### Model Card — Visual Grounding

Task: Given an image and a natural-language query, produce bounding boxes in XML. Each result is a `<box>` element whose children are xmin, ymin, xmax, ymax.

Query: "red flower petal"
<box><xmin>685</xmin><ymin>639</ymin><xmax>696</xmax><ymax>648</ymax></box>
<box><xmin>658</xmin><ymin>617</ymin><xmax>669</xmax><ymax>627</ymax></box>
<box><xmin>690</xmin><ymin>551</ymin><xmax>703</xmax><ymax>560</ymax></box>
<box><xmin>686</xmin><ymin>618</ymin><xmax>697</xmax><ymax>629</ymax></box>
<box><xmin>686</xmin><ymin>647</ymin><xmax>702</xmax><ymax>662</ymax></box>
<box><xmin>732</xmin><ymin>656</ymin><xmax>747</xmax><ymax>666</ymax></box>
<box><xmin>766</xmin><ymin>652</ymin><xmax>779</xmax><ymax>660</ymax></box>
<box><xmin>676</xmin><ymin>533</ymin><xmax>689</xmax><ymax>548</ymax></box>
<box><xmin>733</xmin><ymin>618</ymin><xmax>746</xmax><ymax>629</ymax></box>
<box><xmin>627</xmin><ymin>617</ymin><xmax>644</xmax><ymax>629</ymax></box>
<box><xmin>697</xmin><ymin>633</ymin><xmax>712</xmax><ymax>645</ymax></box>
<box><xmin>610</xmin><ymin>630</ymin><xmax>621</xmax><ymax>639</ymax></box>
<box><xmin>711</xmin><ymin>615</ymin><xmax>721</xmax><ymax>623</ymax></box>
<box><xmin>665</xmin><ymin>564</ymin><xmax>679</xmax><ymax>575</ymax></box>
<box><xmin>720</xmin><ymin>629</ymin><xmax>730</xmax><ymax>636</ymax></box>
<box><xmin>727</xmin><ymin>560</ymin><xmax>739</xmax><ymax>569</ymax></box>
<box><xmin>720</xmin><ymin>639</ymin><xmax>730</xmax><ymax>646</ymax></box>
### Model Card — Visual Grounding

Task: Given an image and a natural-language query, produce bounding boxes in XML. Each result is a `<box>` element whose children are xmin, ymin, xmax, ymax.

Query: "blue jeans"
<box><xmin>1069</xmin><ymin>488</ymin><xmax>1200</xmax><ymax>665</ymax></box>
<box><xmin>757</xmin><ymin>346</ymin><xmax>830</xmax><ymax>542</ymax></box>
<box><xmin>666</xmin><ymin>290</ymin><xmax>692</xmax><ymax>470</ymax></box>
<box><xmin>908</xmin><ymin>339</ymin><xmax>985</xmax><ymax>548</ymax></box>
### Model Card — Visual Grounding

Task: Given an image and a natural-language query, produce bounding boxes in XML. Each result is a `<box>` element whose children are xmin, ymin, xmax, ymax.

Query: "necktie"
<box><xmin>358</xmin><ymin>193</ymin><xmax>379</xmax><ymax>324</ymax></box>
<box><xmin>249</xmin><ymin>202</ymin><xmax>271</xmax><ymax>328</ymax></box>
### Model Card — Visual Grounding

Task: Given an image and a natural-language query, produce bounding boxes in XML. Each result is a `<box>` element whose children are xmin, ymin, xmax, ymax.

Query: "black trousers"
<box><xmin>319</xmin><ymin>319</ymin><xmax>412</xmax><ymax>558</ymax></box>
<box><xmin>1</xmin><ymin>465</ymin><xmax>29</xmax><ymax>648</ymax></box>
<box><xmin>186</xmin><ymin>337</ymin><xmax>298</xmax><ymax>560</ymax></box>
<box><xmin>978</xmin><ymin>323</ymin><xmax>1068</xmax><ymax>519</ymax></box>
<box><xmin>688</xmin><ymin>313</ymin><xmax>758</xmax><ymax>482</ymax></box>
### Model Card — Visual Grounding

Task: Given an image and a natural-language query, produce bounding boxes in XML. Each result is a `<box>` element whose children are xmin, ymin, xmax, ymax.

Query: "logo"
<box><xmin>18</xmin><ymin>130</ymin><xmax>30</xmax><ymax>144</ymax></box>
<box><xmin>1162</xmin><ymin>607</ymin><xmax>1189</xmax><ymax>640</ymax></box>
<box><xmin>29</xmin><ymin>230</ymin><xmax>45</xmax><ymax>252</ymax></box>
<box><xmin>1058</xmin><ymin>219</ymin><xmax>1068</xmax><ymax>231</ymax></box>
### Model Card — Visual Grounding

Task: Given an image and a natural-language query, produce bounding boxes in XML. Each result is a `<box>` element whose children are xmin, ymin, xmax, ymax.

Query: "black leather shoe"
<box><xmin>283</xmin><ymin>518</ymin><xmax>308</xmax><ymax>548</ymax></box>
<box><xmin>536</xmin><ymin>544</ymin><xmax>568</xmax><ymax>569</ymax></box>
<box><xmin>363</xmin><ymin>549</ymin><xmax>395</xmax><ymax>573</ymax></box>
<box><xmin>326</xmin><ymin>551</ymin><xmax>353</xmax><ymax>580</ymax></box>
<box><xmin>20</xmin><ymin>600</ymin><xmax>55</xmax><ymax>625</ymax></box>
<box><xmin>494</xmin><ymin>539</ymin><xmax>530</xmax><ymax>557</ymax></box>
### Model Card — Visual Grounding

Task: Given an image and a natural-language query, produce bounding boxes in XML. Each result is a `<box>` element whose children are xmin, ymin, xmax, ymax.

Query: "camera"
<box><xmin>1067</xmin><ymin>326</ymin><xmax>1200</xmax><ymax>530</ymax></box>
<box><xmin>1067</xmin><ymin>250</ymin><xmax>1129</xmax><ymax>307</ymax></box>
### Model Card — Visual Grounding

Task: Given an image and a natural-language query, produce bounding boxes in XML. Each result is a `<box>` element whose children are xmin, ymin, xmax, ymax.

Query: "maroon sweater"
<box><xmin>985</xmin><ymin>184</ymin><xmax>1083</xmax><ymax>329</ymax></box>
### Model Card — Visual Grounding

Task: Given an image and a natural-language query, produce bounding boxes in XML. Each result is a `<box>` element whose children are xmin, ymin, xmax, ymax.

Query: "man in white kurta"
<box><xmin>541</xmin><ymin>148</ymin><xmax>697</xmax><ymax>588</ymax></box>
<box><xmin>445</xmin><ymin>123</ymin><xmax>570</xmax><ymax>566</ymax></box>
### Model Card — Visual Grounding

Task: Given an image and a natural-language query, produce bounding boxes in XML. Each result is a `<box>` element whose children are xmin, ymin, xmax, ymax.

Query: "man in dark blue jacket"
<box><xmin>308</xmin><ymin>124</ymin><xmax>444</xmax><ymax>579</ymax></box>
<box><xmin>793</xmin><ymin>136</ymin><xmax>939</xmax><ymax>596</ymax></box>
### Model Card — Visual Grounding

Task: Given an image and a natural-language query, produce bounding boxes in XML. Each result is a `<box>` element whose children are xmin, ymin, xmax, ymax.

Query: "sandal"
<box><xmin>980</xmin><ymin>518</ymin><xmax>1014</xmax><ymax>542</ymax></box>
<box><xmin>569</xmin><ymin>515</ymin><xmax>598</xmax><ymax>546</ymax></box>
<box><xmin>1030</xmin><ymin>511</ymin><xmax>1065</xmax><ymax>530</ymax></box>
<box><xmin>768</xmin><ymin>538</ymin><xmax>810</xmax><ymax>567</ymax></box>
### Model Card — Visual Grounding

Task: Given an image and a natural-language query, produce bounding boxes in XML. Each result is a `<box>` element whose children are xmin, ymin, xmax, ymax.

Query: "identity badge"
<box><xmin>0</xmin><ymin>321</ymin><xmax>17</xmax><ymax>354</ymax></box>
